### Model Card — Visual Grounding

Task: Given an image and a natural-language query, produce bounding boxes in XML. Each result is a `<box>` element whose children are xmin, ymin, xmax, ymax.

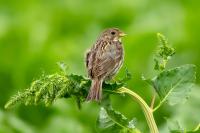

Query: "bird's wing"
<box><xmin>86</xmin><ymin>50</ymin><xmax>91</xmax><ymax>68</ymax></box>
<box><xmin>92</xmin><ymin>43</ymin><xmax>116</xmax><ymax>78</ymax></box>
<box><xmin>86</xmin><ymin>50</ymin><xmax>93</xmax><ymax>78</ymax></box>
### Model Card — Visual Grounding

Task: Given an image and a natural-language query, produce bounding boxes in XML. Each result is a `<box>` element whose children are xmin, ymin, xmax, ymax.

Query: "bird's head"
<box><xmin>100</xmin><ymin>28</ymin><xmax>126</xmax><ymax>42</ymax></box>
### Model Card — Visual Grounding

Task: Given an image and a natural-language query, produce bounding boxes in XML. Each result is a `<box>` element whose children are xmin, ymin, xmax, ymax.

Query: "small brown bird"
<box><xmin>86</xmin><ymin>28</ymin><xmax>126</xmax><ymax>101</ymax></box>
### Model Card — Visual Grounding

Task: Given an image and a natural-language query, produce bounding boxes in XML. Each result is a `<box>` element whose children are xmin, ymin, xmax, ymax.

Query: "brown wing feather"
<box><xmin>86</xmin><ymin>51</ymin><xmax>90</xmax><ymax>68</ymax></box>
<box><xmin>94</xmin><ymin>56</ymin><xmax>115</xmax><ymax>78</ymax></box>
<box><xmin>86</xmin><ymin>40</ymin><xmax>123</xmax><ymax>79</ymax></box>
<box><xmin>91</xmin><ymin>41</ymin><xmax>116</xmax><ymax>78</ymax></box>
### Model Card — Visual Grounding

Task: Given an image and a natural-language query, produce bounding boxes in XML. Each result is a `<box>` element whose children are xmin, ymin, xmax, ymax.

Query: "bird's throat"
<box><xmin>113</xmin><ymin>37</ymin><xmax>121</xmax><ymax>42</ymax></box>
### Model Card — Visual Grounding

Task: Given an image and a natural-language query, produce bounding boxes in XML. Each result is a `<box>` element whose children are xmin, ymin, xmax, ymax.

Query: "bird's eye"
<box><xmin>111</xmin><ymin>31</ymin><xmax>116</xmax><ymax>35</ymax></box>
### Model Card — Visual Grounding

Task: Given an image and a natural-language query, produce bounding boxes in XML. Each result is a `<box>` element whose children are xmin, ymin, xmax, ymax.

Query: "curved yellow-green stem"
<box><xmin>117</xmin><ymin>87</ymin><xmax>159</xmax><ymax>133</ymax></box>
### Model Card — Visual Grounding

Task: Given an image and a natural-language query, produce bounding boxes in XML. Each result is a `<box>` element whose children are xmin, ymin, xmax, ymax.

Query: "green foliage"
<box><xmin>142</xmin><ymin>33</ymin><xmax>198</xmax><ymax>132</ymax></box>
<box><xmin>5</xmin><ymin>64</ymin><xmax>135</xmax><ymax>133</ymax></box>
<box><xmin>1</xmin><ymin>0</ymin><xmax>200</xmax><ymax>132</ymax></box>
<box><xmin>96</xmin><ymin>96</ymin><xmax>141</xmax><ymax>133</ymax></box>
<box><xmin>4</xmin><ymin>33</ymin><xmax>198</xmax><ymax>133</ymax></box>
<box><xmin>154</xmin><ymin>33</ymin><xmax>175</xmax><ymax>71</ymax></box>
<box><xmin>144</xmin><ymin>34</ymin><xmax>196</xmax><ymax>109</ymax></box>
<box><xmin>97</xmin><ymin>107</ymin><xmax>140</xmax><ymax>133</ymax></box>
<box><xmin>166</xmin><ymin>119</ymin><xmax>200</xmax><ymax>133</ymax></box>
<box><xmin>4</xmin><ymin>67</ymin><xmax>130</xmax><ymax>109</ymax></box>
<box><xmin>152</xmin><ymin>64</ymin><xmax>196</xmax><ymax>106</ymax></box>
<box><xmin>4</xmin><ymin>73</ymin><xmax>89</xmax><ymax>109</ymax></box>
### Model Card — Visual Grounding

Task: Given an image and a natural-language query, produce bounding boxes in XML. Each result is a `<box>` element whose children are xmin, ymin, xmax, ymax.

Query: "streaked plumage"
<box><xmin>86</xmin><ymin>28</ymin><xmax>126</xmax><ymax>101</ymax></box>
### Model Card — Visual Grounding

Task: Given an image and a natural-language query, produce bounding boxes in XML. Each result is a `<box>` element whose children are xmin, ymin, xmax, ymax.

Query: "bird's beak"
<box><xmin>119</xmin><ymin>32</ymin><xmax>127</xmax><ymax>37</ymax></box>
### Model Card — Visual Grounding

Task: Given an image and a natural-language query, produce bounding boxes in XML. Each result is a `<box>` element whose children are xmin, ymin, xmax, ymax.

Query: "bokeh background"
<box><xmin>0</xmin><ymin>0</ymin><xmax>200</xmax><ymax>133</ymax></box>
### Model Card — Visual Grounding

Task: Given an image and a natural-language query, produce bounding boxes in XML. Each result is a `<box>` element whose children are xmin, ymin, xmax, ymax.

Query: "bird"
<box><xmin>86</xmin><ymin>28</ymin><xmax>126</xmax><ymax>101</ymax></box>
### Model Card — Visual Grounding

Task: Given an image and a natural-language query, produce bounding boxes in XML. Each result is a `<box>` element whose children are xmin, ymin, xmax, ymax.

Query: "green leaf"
<box><xmin>170</xmin><ymin>129</ymin><xmax>200</xmax><ymax>133</ymax></box>
<box><xmin>166</xmin><ymin>118</ymin><xmax>200</xmax><ymax>133</ymax></box>
<box><xmin>102</xmin><ymin>68</ymin><xmax>132</xmax><ymax>93</ymax></box>
<box><xmin>152</xmin><ymin>64</ymin><xmax>196</xmax><ymax>106</ymax></box>
<box><xmin>166</xmin><ymin>118</ymin><xmax>184</xmax><ymax>133</ymax></box>
<box><xmin>97</xmin><ymin>107</ymin><xmax>141</xmax><ymax>133</ymax></box>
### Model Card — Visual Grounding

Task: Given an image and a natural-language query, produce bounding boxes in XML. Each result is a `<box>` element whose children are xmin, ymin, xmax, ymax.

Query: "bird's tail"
<box><xmin>86</xmin><ymin>79</ymin><xmax>103</xmax><ymax>101</ymax></box>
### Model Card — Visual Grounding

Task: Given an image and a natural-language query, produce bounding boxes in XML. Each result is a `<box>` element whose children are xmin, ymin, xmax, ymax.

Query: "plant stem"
<box><xmin>117</xmin><ymin>87</ymin><xmax>159</xmax><ymax>133</ymax></box>
<box><xmin>150</xmin><ymin>93</ymin><xmax>156</xmax><ymax>109</ymax></box>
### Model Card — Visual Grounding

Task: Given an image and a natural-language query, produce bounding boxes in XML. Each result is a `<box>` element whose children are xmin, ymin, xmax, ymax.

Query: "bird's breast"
<box><xmin>104</xmin><ymin>42</ymin><xmax>123</xmax><ymax>57</ymax></box>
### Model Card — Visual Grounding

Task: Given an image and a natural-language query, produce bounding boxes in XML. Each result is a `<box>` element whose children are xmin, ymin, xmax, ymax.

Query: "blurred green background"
<box><xmin>0</xmin><ymin>0</ymin><xmax>200</xmax><ymax>133</ymax></box>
